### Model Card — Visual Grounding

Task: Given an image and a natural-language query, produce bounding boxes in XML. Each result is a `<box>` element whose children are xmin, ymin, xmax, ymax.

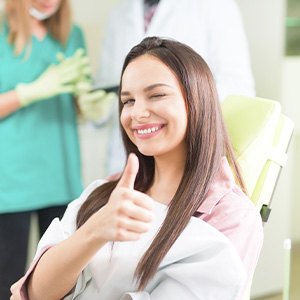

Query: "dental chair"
<box><xmin>222</xmin><ymin>95</ymin><xmax>294</xmax><ymax>300</ymax></box>
<box><xmin>222</xmin><ymin>95</ymin><xmax>294</xmax><ymax>222</ymax></box>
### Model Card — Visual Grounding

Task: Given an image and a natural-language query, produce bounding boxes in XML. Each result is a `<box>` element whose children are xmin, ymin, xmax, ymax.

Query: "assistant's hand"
<box><xmin>16</xmin><ymin>49</ymin><xmax>91</xmax><ymax>107</ymax></box>
<box><xmin>85</xmin><ymin>154</ymin><xmax>154</xmax><ymax>243</ymax></box>
<box><xmin>77</xmin><ymin>89</ymin><xmax>116</xmax><ymax>122</ymax></box>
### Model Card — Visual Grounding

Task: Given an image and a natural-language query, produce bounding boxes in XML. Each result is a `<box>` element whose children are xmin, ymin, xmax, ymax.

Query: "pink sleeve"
<box><xmin>16</xmin><ymin>216</ymin><xmax>71</xmax><ymax>299</ymax></box>
<box><xmin>19</xmin><ymin>246</ymin><xmax>52</xmax><ymax>299</ymax></box>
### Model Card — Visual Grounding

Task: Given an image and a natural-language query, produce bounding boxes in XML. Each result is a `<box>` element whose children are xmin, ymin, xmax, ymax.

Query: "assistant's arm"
<box><xmin>0</xmin><ymin>90</ymin><xmax>22</xmax><ymax>118</ymax></box>
<box><xmin>0</xmin><ymin>48</ymin><xmax>90</xmax><ymax>118</ymax></box>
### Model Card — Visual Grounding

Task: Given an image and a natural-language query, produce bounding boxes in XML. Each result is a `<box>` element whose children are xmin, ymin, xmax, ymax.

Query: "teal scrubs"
<box><xmin>0</xmin><ymin>22</ymin><xmax>84</xmax><ymax>213</ymax></box>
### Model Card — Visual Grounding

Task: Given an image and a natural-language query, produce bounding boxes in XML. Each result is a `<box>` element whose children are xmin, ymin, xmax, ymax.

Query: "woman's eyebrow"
<box><xmin>120</xmin><ymin>91</ymin><xmax>131</xmax><ymax>96</ymax></box>
<box><xmin>121</xmin><ymin>83</ymin><xmax>173</xmax><ymax>96</ymax></box>
<box><xmin>144</xmin><ymin>83</ymin><xmax>173</xmax><ymax>92</ymax></box>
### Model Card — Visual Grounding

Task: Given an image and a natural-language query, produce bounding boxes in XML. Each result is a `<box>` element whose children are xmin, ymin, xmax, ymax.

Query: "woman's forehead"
<box><xmin>122</xmin><ymin>55</ymin><xmax>180</xmax><ymax>91</ymax></box>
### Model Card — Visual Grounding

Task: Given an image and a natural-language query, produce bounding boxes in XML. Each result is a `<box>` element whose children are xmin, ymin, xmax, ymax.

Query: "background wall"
<box><xmin>71</xmin><ymin>0</ymin><xmax>121</xmax><ymax>76</ymax></box>
<box><xmin>236</xmin><ymin>0</ymin><xmax>285</xmax><ymax>100</ymax></box>
<box><xmin>237</xmin><ymin>0</ymin><xmax>299</xmax><ymax>297</ymax></box>
<box><xmin>281</xmin><ymin>59</ymin><xmax>300</xmax><ymax>242</ymax></box>
<box><xmin>71</xmin><ymin>0</ymin><xmax>121</xmax><ymax>184</ymax></box>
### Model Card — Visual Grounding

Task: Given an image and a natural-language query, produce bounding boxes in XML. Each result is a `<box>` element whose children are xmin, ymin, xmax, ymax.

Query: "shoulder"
<box><xmin>82</xmin><ymin>179</ymin><xmax>107</xmax><ymax>200</ymax></box>
<box><xmin>68</xmin><ymin>23</ymin><xmax>85</xmax><ymax>42</ymax></box>
<box><xmin>202</xmin><ymin>187</ymin><xmax>264</xmax><ymax>263</ymax></box>
<box><xmin>204</xmin><ymin>187</ymin><xmax>262</xmax><ymax>230</ymax></box>
<box><xmin>64</xmin><ymin>24</ymin><xmax>86</xmax><ymax>53</ymax></box>
<box><xmin>60</xmin><ymin>179</ymin><xmax>107</xmax><ymax>228</ymax></box>
<box><xmin>32</xmin><ymin>180</ymin><xmax>107</xmax><ymax>256</ymax></box>
<box><xmin>220</xmin><ymin>187</ymin><xmax>258</xmax><ymax>214</ymax></box>
<box><xmin>202</xmin><ymin>187</ymin><xmax>264</xmax><ymax>255</ymax></box>
<box><xmin>65</xmin><ymin>179</ymin><xmax>106</xmax><ymax>212</ymax></box>
<box><xmin>70</xmin><ymin>24</ymin><xmax>84</xmax><ymax>36</ymax></box>
<box><xmin>201</xmin><ymin>180</ymin><xmax>264</xmax><ymax>249</ymax></box>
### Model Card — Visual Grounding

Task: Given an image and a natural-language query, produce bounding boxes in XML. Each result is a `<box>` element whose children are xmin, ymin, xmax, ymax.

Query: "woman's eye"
<box><xmin>150</xmin><ymin>94</ymin><xmax>166</xmax><ymax>99</ymax></box>
<box><xmin>122</xmin><ymin>99</ymin><xmax>135</xmax><ymax>105</ymax></box>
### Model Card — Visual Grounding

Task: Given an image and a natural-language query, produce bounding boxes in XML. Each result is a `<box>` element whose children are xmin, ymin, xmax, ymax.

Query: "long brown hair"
<box><xmin>77</xmin><ymin>37</ymin><xmax>245</xmax><ymax>290</ymax></box>
<box><xmin>5</xmin><ymin>0</ymin><xmax>71</xmax><ymax>55</ymax></box>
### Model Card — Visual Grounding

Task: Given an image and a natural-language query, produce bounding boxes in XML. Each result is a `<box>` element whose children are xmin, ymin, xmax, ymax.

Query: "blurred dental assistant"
<box><xmin>0</xmin><ymin>0</ymin><xmax>89</xmax><ymax>298</ymax></box>
<box><xmin>96</xmin><ymin>0</ymin><xmax>255</xmax><ymax>175</ymax></box>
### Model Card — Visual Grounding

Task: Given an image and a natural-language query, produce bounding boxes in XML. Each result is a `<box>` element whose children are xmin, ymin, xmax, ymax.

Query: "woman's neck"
<box><xmin>148</xmin><ymin>152</ymin><xmax>186</xmax><ymax>205</ymax></box>
<box><xmin>31</xmin><ymin>18</ymin><xmax>47</xmax><ymax>40</ymax></box>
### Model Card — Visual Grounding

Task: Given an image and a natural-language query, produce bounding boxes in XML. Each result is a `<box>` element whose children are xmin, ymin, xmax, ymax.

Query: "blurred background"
<box><xmin>1</xmin><ymin>0</ymin><xmax>299</xmax><ymax>298</ymax></box>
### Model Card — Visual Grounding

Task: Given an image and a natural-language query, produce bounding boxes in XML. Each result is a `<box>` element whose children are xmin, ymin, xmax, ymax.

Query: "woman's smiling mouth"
<box><xmin>133</xmin><ymin>124</ymin><xmax>165</xmax><ymax>138</ymax></box>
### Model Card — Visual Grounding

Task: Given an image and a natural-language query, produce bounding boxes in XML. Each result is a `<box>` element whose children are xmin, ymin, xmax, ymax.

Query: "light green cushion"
<box><xmin>222</xmin><ymin>95</ymin><xmax>282</xmax><ymax>198</ymax></box>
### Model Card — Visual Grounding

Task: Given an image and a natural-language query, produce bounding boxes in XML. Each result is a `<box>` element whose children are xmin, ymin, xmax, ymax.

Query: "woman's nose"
<box><xmin>131</xmin><ymin>101</ymin><xmax>150</xmax><ymax>119</ymax></box>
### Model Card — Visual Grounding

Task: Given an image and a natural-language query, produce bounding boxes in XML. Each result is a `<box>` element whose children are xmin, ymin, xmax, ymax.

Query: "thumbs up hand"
<box><xmin>85</xmin><ymin>154</ymin><xmax>154</xmax><ymax>244</ymax></box>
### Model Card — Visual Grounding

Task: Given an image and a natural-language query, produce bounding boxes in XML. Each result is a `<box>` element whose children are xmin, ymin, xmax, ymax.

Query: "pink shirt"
<box><xmin>198</xmin><ymin>157</ymin><xmax>264</xmax><ymax>297</ymax></box>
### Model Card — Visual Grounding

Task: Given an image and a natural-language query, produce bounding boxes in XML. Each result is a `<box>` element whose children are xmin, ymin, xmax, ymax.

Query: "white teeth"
<box><xmin>137</xmin><ymin>126</ymin><xmax>160</xmax><ymax>135</ymax></box>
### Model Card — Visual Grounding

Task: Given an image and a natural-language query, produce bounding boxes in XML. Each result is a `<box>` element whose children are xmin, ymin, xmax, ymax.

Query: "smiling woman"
<box><xmin>120</xmin><ymin>55</ymin><xmax>188</xmax><ymax>159</ymax></box>
<box><xmin>12</xmin><ymin>37</ymin><xmax>263</xmax><ymax>300</ymax></box>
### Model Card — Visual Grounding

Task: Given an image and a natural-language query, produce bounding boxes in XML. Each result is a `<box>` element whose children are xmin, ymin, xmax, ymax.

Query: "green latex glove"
<box><xmin>73</xmin><ymin>77</ymin><xmax>93</xmax><ymax>97</ymax></box>
<box><xmin>78</xmin><ymin>89</ymin><xmax>116</xmax><ymax>122</ymax></box>
<box><xmin>16</xmin><ymin>49</ymin><xmax>91</xmax><ymax>107</ymax></box>
<box><xmin>56</xmin><ymin>48</ymin><xmax>92</xmax><ymax>77</ymax></box>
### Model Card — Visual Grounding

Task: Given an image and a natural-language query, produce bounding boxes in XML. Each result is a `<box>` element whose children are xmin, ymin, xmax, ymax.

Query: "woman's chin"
<box><xmin>136</xmin><ymin>147</ymin><xmax>157</xmax><ymax>157</ymax></box>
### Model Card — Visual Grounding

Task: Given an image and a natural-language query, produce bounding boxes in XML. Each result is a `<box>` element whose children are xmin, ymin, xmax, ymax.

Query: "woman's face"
<box><xmin>120</xmin><ymin>54</ymin><xmax>188</xmax><ymax>159</ymax></box>
<box><xmin>30</xmin><ymin>0</ymin><xmax>62</xmax><ymax>15</ymax></box>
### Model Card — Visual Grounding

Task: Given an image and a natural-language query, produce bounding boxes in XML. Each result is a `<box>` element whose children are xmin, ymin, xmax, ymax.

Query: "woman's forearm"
<box><xmin>28</xmin><ymin>225</ymin><xmax>106</xmax><ymax>300</ymax></box>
